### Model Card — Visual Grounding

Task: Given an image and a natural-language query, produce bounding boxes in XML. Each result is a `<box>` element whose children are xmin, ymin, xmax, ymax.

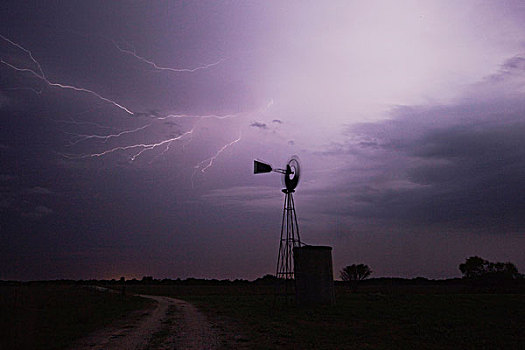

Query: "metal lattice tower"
<box><xmin>253</xmin><ymin>156</ymin><xmax>302</xmax><ymax>304</ymax></box>
<box><xmin>276</xmin><ymin>188</ymin><xmax>302</xmax><ymax>282</ymax></box>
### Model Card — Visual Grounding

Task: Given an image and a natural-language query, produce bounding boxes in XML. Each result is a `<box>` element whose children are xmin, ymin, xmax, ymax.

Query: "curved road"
<box><xmin>72</xmin><ymin>294</ymin><xmax>219</xmax><ymax>350</ymax></box>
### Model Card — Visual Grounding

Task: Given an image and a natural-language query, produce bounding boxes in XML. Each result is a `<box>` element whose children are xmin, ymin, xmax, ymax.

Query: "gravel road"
<box><xmin>72</xmin><ymin>294</ymin><xmax>219</xmax><ymax>350</ymax></box>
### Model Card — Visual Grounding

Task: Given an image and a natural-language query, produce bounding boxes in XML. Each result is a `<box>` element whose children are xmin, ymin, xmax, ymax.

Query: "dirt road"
<box><xmin>72</xmin><ymin>294</ymin><xmax>219</xmax><ymax>350</ymax></box>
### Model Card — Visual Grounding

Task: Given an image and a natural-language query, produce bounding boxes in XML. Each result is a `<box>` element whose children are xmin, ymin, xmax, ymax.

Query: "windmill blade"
<box><xmin>284</xmin><ymin>156</ymin><xmax>300</xmax><ymax>190</ymax></box>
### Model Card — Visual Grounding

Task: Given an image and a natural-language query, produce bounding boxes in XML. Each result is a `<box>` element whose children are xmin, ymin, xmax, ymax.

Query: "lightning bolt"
<box><xmin>0</xmin><ymin>34</ymin><xmax>45</xmax><ymax>77</ymax></box>
<box><xmin>148</xmin><ymin>139</ymin><xmax>176</xmax><ymax>164</ymax></box>
<box><xmin>0</xmin><ymin>34</ymin><xmax>134</xmax><ymax>115</ymax></box>
<box><xmin>190</xmin><ymin>131</ymin><xmax>242</xmax><ymax>188</ymax></box>
<box><xmin>65</xmin><ymin>123</ymin><xmax>152</xmax><ymax>145</ymax></box>
<box><xmin>195</xmin><ymin>131</ymin><xmax>242</xmax><ymax>173</ymax></box>
<box><xmin>157</xmin><ymin>112</ymin><xmax>240</xmax><ymax>121</ymax></box>
<box><xmin>64</xmin><ymin>110</ymin><xmax>243</xmax><ymax>164</ymax></box>
<box><xmin>61</xmin><ymin>128</ymin><xmax>195</xmax><ymax>161</ymax></box>
<box><xmin>53</xmin><ymin>118</ymin><xmax>118</xmax><ymax>131</ymax></box>
<box><xmin>113</xmin><ymin>41</ymin><xmax>224</xmax><ymax>73</ymax></box>
<box><xmin>1</xmin><ymin>33</ymin><xmax>265</xmax><ymax>184</ymax></box>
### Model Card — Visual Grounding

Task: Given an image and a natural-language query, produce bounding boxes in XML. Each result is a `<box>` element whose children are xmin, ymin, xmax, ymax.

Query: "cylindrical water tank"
<box><xmin>293</xmin><ymin>245</ymin><xmax>335</xmax><ymax>305</ymax></box>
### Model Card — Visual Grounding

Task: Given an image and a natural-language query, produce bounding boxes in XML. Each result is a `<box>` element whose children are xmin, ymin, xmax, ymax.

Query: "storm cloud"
<box><xmin>315</xmin><ymin>56</ymin><xmax>525</xmax><ymax>234</ymax></box>
<box><xmin>1</xmin><ymin>1</ymin><xmax>524</xmax><ymax>280</ymax></box>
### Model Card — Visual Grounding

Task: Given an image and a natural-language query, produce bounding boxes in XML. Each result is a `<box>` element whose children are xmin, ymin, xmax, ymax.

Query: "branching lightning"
<box><xmin>64</xmin><ymin>123</ymin><xmax>152</xmax><ymax>145</ymax></box>
<box><xmin>1</xmin><ymin>33</ymin><xmax>261</xmax><ymax>184</ymax></box>
<box><xmin>61</xmin><ymin>128</ymin><xmax>195</xmax><ymax>161</ymax></box>
<box><xmin>195</xmin><ymin>131</ymin><xmax>242</xmax><ymax>173</ymax></box>
<box><xmin>157</xmin><ymin>112</ymin><xmax>239</xmax><ymax>121</ymax></box>
<box><xmin>191</xmin><ymin>131</ymin><xmax>242</xmax><ymax>187</ymax></box>
<box><xmin>113</xmin><ymin>41</ymin><xmax>224</xmax><ymax>73</ymax></box>
<box><xmin>57</xmin><ymin>110</ymin><xmax>245</xmax><ymax>164</ymax></box>
<box><xmin>0</xmin><ymin>34</ymin><xmax>45</xmax><ymax>78</ymax></box>
<box><xmin>0</xmin><ymin>35</ymin><xmax>134</xmax><ymax>115</ymax></box>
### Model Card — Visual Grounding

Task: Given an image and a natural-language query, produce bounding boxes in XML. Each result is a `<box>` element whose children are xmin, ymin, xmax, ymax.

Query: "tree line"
<box><xmin>341</xmin><ymin>256</ymin><xmax>523</xmax><ymax>291</ymax></box>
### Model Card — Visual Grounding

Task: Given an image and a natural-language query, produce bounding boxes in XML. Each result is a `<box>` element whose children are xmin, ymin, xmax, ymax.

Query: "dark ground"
<box><xmin>0</xmin><ymin>284</ymin><xmax>152</xmax><ymax>350</ymax></box>
<box><xmin>126</xmin><ymin>281</ymin><xmax>525</xmax><ymax>349</ymax></box>
<box><xmin>1</xmin><ymin>280</ymin><xmax>523</xmax><ymax>349</ymax></box>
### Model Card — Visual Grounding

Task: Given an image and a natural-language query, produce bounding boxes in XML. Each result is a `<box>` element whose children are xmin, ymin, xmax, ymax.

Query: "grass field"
<box><xmin>126</xmin><ymin>284</ymin><xmax>525</xmax><ymax>349</ymax></box>
<box><xmin>1</xmin><ymin>282</ymin><xmax>523</xmax><ymax>349</ymax></box>
<box><xmin>0</xmin><ymin>284</ymin><xmax>153</xmax><ymax>350</ymax></box>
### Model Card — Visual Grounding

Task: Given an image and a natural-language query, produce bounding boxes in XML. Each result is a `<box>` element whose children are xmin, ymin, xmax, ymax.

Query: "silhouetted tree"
<box><xmin>459</xmin><ymin>256</ymin><xmax>489</xmax><ymax>279</ymax></box>
<box><xmin>340</xmin><ymin>264</ymin><xmax>372</xmax><ymax>291</ymax></box>
<box><xmin>459</xmin><ymin>256</ymin><xmax>522</xmax><ymax>287</ymax></box>
<box><xmin>254</xmin><ymin>274</ymin><xmax>278</xmax><ymax>285</ymax></box>
<box><xmin>141</xmin><ymin>276</ymin><xmax>154</xmax><ymax>284</ymax></box>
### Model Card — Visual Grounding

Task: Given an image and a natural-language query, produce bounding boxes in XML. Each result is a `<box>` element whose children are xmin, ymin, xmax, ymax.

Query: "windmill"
<box><xmin>254</xmin><ymin>156</ymin><xmax>302</xmax><ymax>298</ymax></box>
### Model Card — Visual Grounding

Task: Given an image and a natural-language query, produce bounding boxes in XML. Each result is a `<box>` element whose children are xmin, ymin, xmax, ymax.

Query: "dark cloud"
<box><xmin>476</xmin><ymin>55</ymin><xmax>525</xmax><ymax>91</ymax></box>
<box><xmin>21</xmin><ymin>205</ymin><xmax>53</xmax><ymax>220</ymax></box>
<box><xmin>24</xmin><ymin>186</ymin><xmax>53</xmax><ymax>195</ymax></box>
<box><xmin>502</xmin><ymin>56</ymin><xmax>525</xmax><ymax>71</ymax></box>
<box><xmin>250</xmin><ymin>121</ymin><xmax>268</xmax><ymax>129</ymax></box>
<box><xmin>272</xmin><ymin>119</ymin><xmax>283</xmax><ymax>124</ymax></box>
<box><xmin>296</xmin><ymin>55</ymin><xmax>525</xmax><ymax>241</ymax></box>
<box><xmin>326</xmin><ymin>97</ymin><xmax>525</xmax><ymax>232</ymax></box>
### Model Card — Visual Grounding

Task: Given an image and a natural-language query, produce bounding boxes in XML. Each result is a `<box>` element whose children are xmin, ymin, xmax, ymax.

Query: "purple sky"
<box><xmin>1</xmin><ymin>1</ymin><xmax>524</xmax><ymax>280</ymax></box>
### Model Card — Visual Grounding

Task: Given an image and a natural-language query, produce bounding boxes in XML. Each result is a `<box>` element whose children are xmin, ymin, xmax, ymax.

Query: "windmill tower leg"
<box><xmin>275</xmin><ymin>189</ymin><xmax>302</xmax><ymax>304</ymax></box>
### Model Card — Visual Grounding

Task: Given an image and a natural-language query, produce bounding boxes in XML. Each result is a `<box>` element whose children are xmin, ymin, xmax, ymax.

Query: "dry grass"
<box><xmin>0</xmin><ymin>284</ymin><xmax>152</xmax><ymax>350</ymax></box>
<box><xmin>127</xmin><ymin>284</ymin><xmax>525</xmax><ymax>349</ymax></box>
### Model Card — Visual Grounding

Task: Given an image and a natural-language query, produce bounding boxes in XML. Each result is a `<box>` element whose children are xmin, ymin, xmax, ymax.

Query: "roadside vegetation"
<box><xmin>340</xmin><ymin>263</ymin><xmax>373</xmax><ymax>291</ymax></box>
<box><xmin>126</xmin><ymin>280</ymin><xmax>524</xmax><ymax>349</ymax></box>
<box><xmin>0</xmin><ymin>283</ymin><xmax>153</xmax><ymax>349</ymax></box>
<box><xmin>2</xmin><ymin>256</ymin><xmax>523</xmax><ymax>349</ymax></box>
